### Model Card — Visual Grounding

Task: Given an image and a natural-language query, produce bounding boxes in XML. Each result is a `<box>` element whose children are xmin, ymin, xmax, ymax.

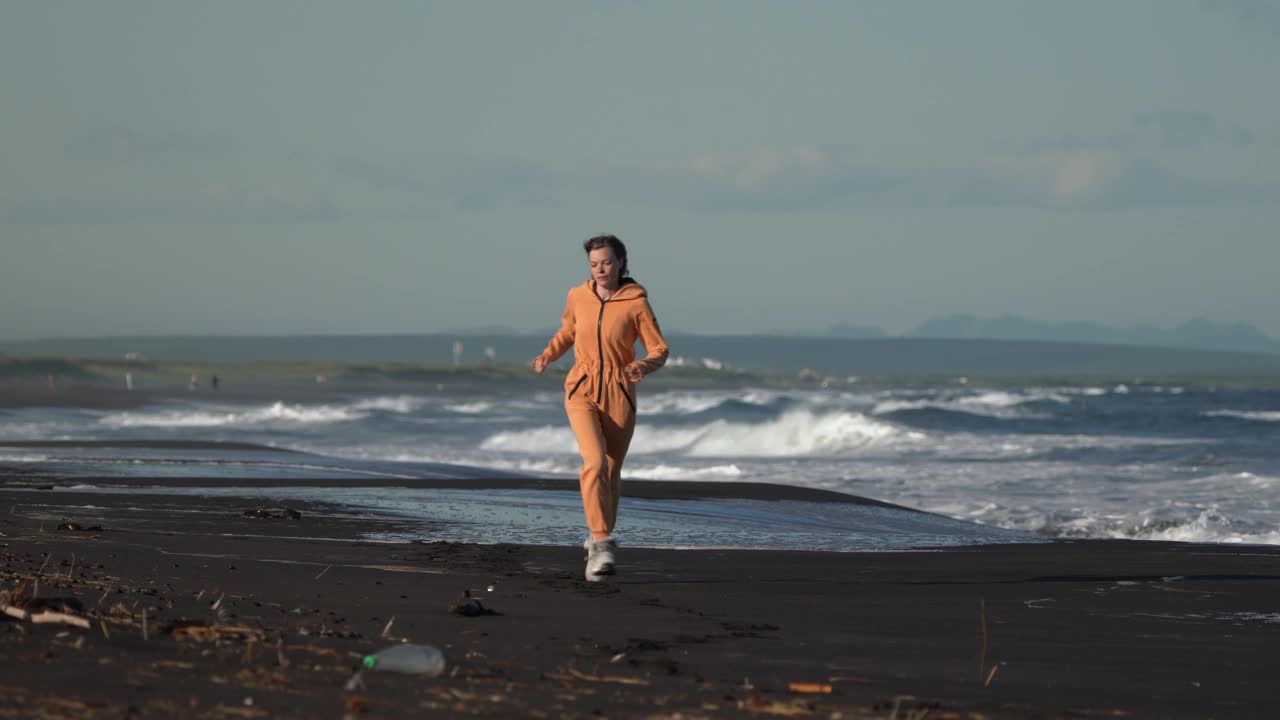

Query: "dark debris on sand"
<box><xmin>241</xmin><ymin>508</ymin><xmax>302</xmax><ymax>521</ymax></box>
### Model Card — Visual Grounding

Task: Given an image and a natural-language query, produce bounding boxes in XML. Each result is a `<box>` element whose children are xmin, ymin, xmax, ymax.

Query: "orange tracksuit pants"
<box><xmin>565</xmin><ymin>371</ymin><xmax>637</xmax><ymax>540</ymax></box>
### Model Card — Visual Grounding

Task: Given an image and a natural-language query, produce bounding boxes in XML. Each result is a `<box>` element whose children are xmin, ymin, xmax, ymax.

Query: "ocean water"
<box><xmin>3</xmin><ymin>379</ymin><xmax>1279</xmax><ymax>547</ymax></box>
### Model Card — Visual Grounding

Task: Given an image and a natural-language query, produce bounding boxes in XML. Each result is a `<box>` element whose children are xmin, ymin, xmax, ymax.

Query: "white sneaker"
<box><xmin>583</xmin><ymin>537</ymin><xmax>618</xmax><ymax>581</ymax></box>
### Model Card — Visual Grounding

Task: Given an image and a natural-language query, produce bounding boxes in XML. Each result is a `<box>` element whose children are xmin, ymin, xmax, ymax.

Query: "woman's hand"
<box><xmin>531</xmin><ymin>355</ymin><xmax>548</xmax><ymax>374</ymax></box>
<box><xmin>624</xmin><ymin>362</ymin><xmax>646</xmax><ymax>383</ymax></box>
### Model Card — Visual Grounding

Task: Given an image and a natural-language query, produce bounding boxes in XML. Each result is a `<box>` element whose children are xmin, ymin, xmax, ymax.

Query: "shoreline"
<box><xmin>0</xmin><ymin>438</ymin><xmax>921</xmax><ymax>514</ymax></box>
<box><xmin>0</xmin><ymin>473</ymin><xmax>910</xmax><ymax>512</ymax></box>
<box><xmin>4</xmin><ymin>483</ymin><xmax>1280</xmax><ymax>718</ymax></box>
<box><xmin>3</xmin><ymin>478</ymin><xmax>1030</xmax><ymax>554</ymax></box>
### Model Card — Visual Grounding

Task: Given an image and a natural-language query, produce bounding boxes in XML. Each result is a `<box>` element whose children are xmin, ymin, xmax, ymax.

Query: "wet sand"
<box><xmin>4</xmin><ymin>484</ymin><xmax>1280</xmax><ymax>718</ymax></box>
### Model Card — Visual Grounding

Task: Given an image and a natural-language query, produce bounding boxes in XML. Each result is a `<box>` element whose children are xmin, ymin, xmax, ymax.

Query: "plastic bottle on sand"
<box><xmin>362</xmin><ymin>644</ymin><xmax>446</xmax><ymax>676</ymax></box>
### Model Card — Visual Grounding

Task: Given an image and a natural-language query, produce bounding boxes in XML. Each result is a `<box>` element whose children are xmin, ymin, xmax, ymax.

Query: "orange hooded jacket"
<box><xmin>539</xmin><ymin>278</ymin><xmax>669</xmax><ymax>406</ymax></box>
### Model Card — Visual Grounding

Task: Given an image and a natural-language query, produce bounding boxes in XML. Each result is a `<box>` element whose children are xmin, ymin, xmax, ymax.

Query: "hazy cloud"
<box><xmin>598</xmin><ymin>146</ymin><xmax>1277</xmax><ymax>212</ymax></box>
<box><xmin>592</xmin><ymin>146</ymin><xmax>904</xmax><ymax>212</ymax></box>
<box><xmin>1134</xmin><ymin>110</ymin><xmax>1254</xmax><ymax>148</ymax></box>
<box><xmin>2</xmin><ymin>186</ymin><xmax>340</xmax><ymax>225</ymax></box>
<box><xmin>64</xmin><ymin>126</ymin><xmax>236</xmax><ymax>163</ymax></box>
<box><xmin>8</xmin><ymin>123</ymin><xmax>1275</xmax><ymax>225</ymax></box>
<box><xmin>1044</xmin><ymin>155</ymin><xmax>1275</xmax><ymax>210</ymax></box>
<box><xmin>444</xmin><ymin>155</ymin><xmax>566</xmax><ymax>210</ymax></box>
<box><xmin>1203</xmin><ymin>0</ymin><xmax>1280</xmax><ymax>35</ymax></box>
<box><xmin>333</xmin><ymin>153</ymin><xmax>567</xmax><ymax>210</ymax></box>
<box><xmin>328</xmin><ymin>143</ymin><xmax>1280</xmax><ymax>213</ymax></box>
<box><xmin>0</xmin><ymin>126</ymin><xmax>338</xmax><ymax>225</ymax></box>
<box><xmin>1020</xmin><ymin>132</ymin><xmax>1137</xmax><ymax>154</ymax></box>
<box><xmin>333</xmin><ymin>157</ymin><xmax>431</xmax><ymax>194</ymax></box>
<box><xmin>1020</xmin><ymin>110</ymin><xmax>1254</xmax><ymax>154</ymax></box>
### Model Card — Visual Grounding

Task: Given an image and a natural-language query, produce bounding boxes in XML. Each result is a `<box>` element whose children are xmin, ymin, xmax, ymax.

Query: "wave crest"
<box><xmin>350</xmin><ymin>395</ymin><xmax>427</xmax><ymax>414</ymax></box>
<box><xmin>96</xmin><ymin>395</ymin><xmax>427</xmax><ymax>429</ymax></box>
<box><xmin>1205</xmin><ymin>410</ymin><xmax>1280</xmax><ymax>423</ymax></box>
<box><xmin>445</xmin><ymin>401</ymin><xmax>496</xmax><ymax>414</ymax></box>
<box><xmin>100</xmin><ymin>402</ymin><xmax>360</xmax><ymax>428</ymax></box>
<box><xmin>872</xmin><ymin>390</ymin><xmax>1068</xmax><ymax>419</ymax></box>
<box><xmin>481</xmin><ymin>410</ymin><xmax>921</xmax><ymax>458</ymax></box>
<box><xmin>643</xmin><ymin>390</ymin><xmax>778</xmax><ymax>415</ymax></box>
<box><xmin>625</xmin><ymin>463</ymin><xmax>744</xmax><ymax>480</ymax></box>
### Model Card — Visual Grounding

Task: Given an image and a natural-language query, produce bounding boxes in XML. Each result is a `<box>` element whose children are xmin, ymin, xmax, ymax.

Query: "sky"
<box><xmin>2</xmin><ymin>0</ymin><xmax>1279</xmax><ymax>339</ymax></box>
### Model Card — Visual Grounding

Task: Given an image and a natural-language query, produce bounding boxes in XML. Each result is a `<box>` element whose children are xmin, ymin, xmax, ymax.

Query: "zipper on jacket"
<box><xmin>567</xmin><ymin>374</ymin><xmax>587</xmax><ymax>399</ymax></box>
<box><xmin>595</xmin><ymin>294</ymin><xmax>607</xmax><ymax>404</ymax></box>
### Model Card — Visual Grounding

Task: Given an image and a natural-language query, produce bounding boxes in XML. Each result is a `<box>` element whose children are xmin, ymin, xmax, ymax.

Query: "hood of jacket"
<box><xmin>584</xmin><ymin>277</ymin><xmax>647</xmax><ymax>301</ymax></box>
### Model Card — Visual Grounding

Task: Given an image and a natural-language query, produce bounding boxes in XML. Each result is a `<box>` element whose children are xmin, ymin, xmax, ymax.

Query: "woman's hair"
<box><xmin>583</xmin><ymin>234</ymin><xmax>629</xmax><ymax>278</ymax></box>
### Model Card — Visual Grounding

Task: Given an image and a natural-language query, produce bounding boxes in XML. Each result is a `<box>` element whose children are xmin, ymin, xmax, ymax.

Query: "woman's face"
<box><xmin>588</xmin><ymin>247</ymin><xmax>620</xmax><ymax>289</ymax></box>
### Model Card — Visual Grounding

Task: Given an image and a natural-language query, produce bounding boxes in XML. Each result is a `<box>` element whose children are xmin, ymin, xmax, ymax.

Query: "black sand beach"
<box><xmin>4</xmin><ymin>479</ymin><xmax>1280</xmax><ymax>719</ymax></box>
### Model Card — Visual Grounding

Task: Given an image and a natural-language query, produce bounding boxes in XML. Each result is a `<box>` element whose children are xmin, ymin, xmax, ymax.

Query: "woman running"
<box><xmin>531</xmin><ymin>235</ymin><xmax>669</xmax><ymax>581</ymax></box>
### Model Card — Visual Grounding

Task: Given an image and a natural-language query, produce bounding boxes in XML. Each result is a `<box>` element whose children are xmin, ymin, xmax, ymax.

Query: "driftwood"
<box><xmin>543</xmin><ymin>664</ymin><xmax>651</xmax><ymax>686</ymax></box>
<box><xmin>3</xmin><ymin>604</ymin><xmax>91</xmax><ymax>629</ymax></box>
<box><xmin>164</xmin><ymin>618</ymin><xmax>266</xmax><ymax>642</ymax></box>
<box><xmin>787</xmin><ymin>682</ymin><xmax>833</xmax><ymax>694</ymax></box>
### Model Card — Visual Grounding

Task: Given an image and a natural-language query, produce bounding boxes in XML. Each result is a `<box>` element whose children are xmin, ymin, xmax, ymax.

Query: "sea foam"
<box><xmin>642</xmin><ymin>390</ymin><xmax>777</xmax><ymax>415</ymax></box>
<box><xmin>871</xmin><ymin>389</ymin><xmax>1069</xmax><ymax>419</ymax></box>
<box><xmin>481</xmin><ymin>410</ymin><xmax>921</xmax><ymax>458</ymax></box>
<box><xmin>96</xmin><ymin>395</ymin><xmax>424</xmax><ymax>429</ymax></box>
<box><xmin>1204</xmin><ymin>410</ymin><xmax>1280</xmax><ymax>422</ymax></box>
<box><xmin>98</xmin><ymin>402</ymin><xmax>360</xmax><ymax>428</ymax></box>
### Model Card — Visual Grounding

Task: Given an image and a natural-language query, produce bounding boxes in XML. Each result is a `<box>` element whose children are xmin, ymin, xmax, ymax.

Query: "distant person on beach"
<box><xmin>531</xmin><ymin>234</ymin><xmax>669</xmax><ymax>581</ymax></box>
<box><xmin>211</xmin><ymin>375</ymin><xmax>220</xmax><ymax>391</ymax></box>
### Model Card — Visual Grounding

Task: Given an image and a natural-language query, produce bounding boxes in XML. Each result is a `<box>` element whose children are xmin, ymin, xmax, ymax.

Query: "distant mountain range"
<box><xmin>754</xmin><ymin>316</ymin><xmax>1280</xmax><ymax>355</ymax></box>
<box><xmin>907</xmin><ymin>315</ymin><xmax>1280</xmax><ymax>354</ymax></box>
<box><xmin>761</xmin><ymin>322</ymin><xmax>889</xmax><ymax>339</ymax></box>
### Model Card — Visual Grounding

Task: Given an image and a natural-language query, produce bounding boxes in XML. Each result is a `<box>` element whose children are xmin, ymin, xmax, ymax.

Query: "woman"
<box><xmin>531</xmin><ymin>235</ymin><xmax>669</xmax><ymax>581</ymax></box>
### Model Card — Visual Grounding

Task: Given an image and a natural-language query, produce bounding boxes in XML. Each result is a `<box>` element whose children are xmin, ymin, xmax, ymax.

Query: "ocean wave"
<box><xmin>0</xmin><ymin>421</ymin><xmax>79</xmax><ymax>441</ymax></box>
<box><xmin>683</xmin><ymin>411</ymin><xmax>920</xmax><ymax>457</ymax></box>
<box><xmin>489</xmin><ymin>457</ymin><xmax>581</xmax><ymax>476</ymax></box>
<box><xmin>1204</xmin><ymin>410</ymin><xmax>1280</xmax><ymax>423</ymax></box>
<box><xmin>481</xmin><ymin>410</ymin><xmax>922</xmax><ymax>458</ymax></box>
<box><xmin>871</xmin><ymin>390</ymin><xmax>1068</xmax><ymax>419</ymax></box>
<box><xmin>480</xmin><ymin>426</ymin><xmax>578</xmax><ymax>455</ymax></box>
<box><xmin>971</xmin><ymin>390</ymin><xmax>1070</xmax><ymax>407</ymax></box>
<box><xmin>0</xmin><ymin>453</ymin><xmax>51</xmax><ymax>462</ymax></box>
<box><xmin>99</xmin><ymin>401</ymin><xmax>363</xmax><ymax>428</ymax></box>
<box><xmin>332</xmin><ymin>447</ymin><xmax>582</xmax><ymax>477</ymax></box>
<box><xmin>1056</xmin><ymin>508</ymin><xmax>1280</xmax><ymax>545</ymax></box>
<box><xmin>96</xmin><ymin>395</ymin><xmax>432</xmax><ymax>430</ymax></box>
<box><xmin>445</xmin><ymin>401</ymin><xmax>497</xmax><ymax>414</ymax></box>
<box><xmin>625</xmin><ymin>463</ymin><xmax>744</xmax><ymax>480</ymax></box>
<box><xmin>943</xmin><ymin>493</ymin><xmax>1280</xmax><ymax>545</ymax></box>
<box><xmin>642</xmin><ymin>390</ymin><xmax>778</xmax><ymax>416</ymax></box>
<box><xmin>666</xmin><ymin>355</ymin><xmax>729</xmax><ymax>370</ymax></box>
<box><xmin>350</xmin><ymin>395</ymin><xmax>428</xmax><ymax>413</ymax></box>
<box><xmin>1186</xmin><ymin>471</ymin><xmax>1279</xmax><ymax>489</ymax></box>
